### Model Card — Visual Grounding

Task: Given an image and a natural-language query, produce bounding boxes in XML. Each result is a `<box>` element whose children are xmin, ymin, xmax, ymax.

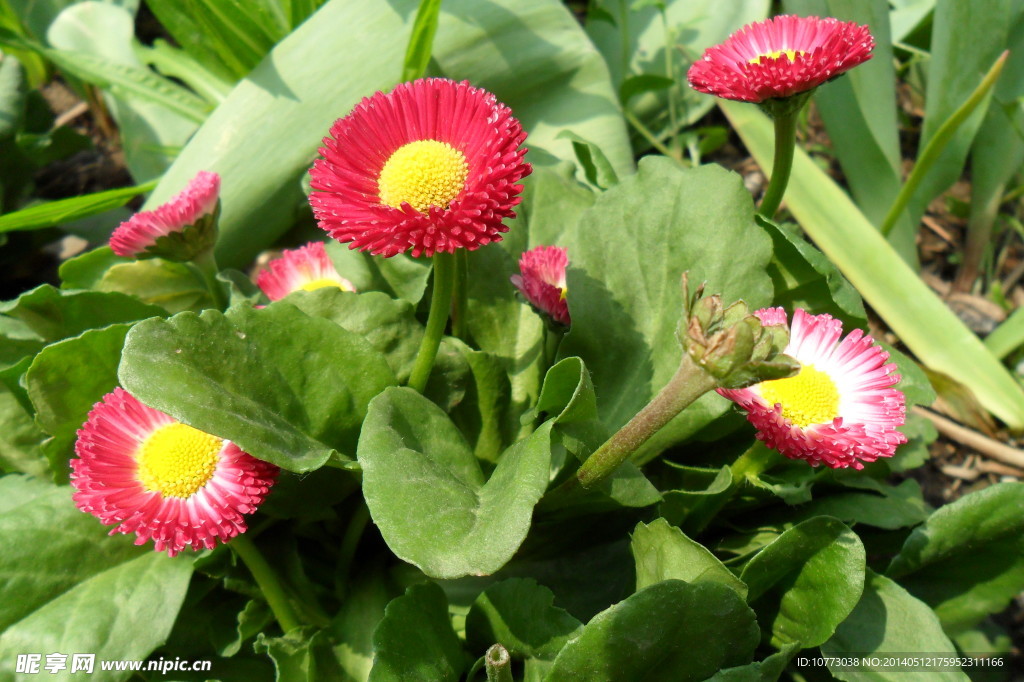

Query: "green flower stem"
<box><xmin>409</xmin><ymin>251</ymin><xmax>456</xmax><ymax>393</ymax></box>
<box><xmin>451</xmin><ymin>249</ymin><xmax>470</xmax><ymax>340</ymax></box>
<box><xmin>485</xmin><ymin>645</ymin><xmax>513</xmax><ymax>682</ymax></box>
<box><xmin>192</xmin><ymin>247</ymin><xmax>228</xmax><ymax>311</ymax></box>
<box><xmin>230</xmin><ymin>534</ymin><xmax>302</xmax><ymax>634</ymax></box>
<box><xmin>575</xmin><ymin>354</ymin><xmax>718</xmax><ymax>489</ymax></box>
<box><xmin>757</xmin><ymin>110</ymin><xmax>798</xmax><ymax>220</ymax></box>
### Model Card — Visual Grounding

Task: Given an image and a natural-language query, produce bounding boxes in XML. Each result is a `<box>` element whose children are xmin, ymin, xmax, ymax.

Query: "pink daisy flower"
<box><xmin>309</xmin><ymin>78</ymin><xmax>532</xmax><ymax>258</ymax></box>
<box><xmin>718</xmin><ymin>308</ymin><xmax>906</xmax><ymax>469</ymax></box>
<box><xmin>687</xmin><ymin>15</ymin><xmax>874</xmax><ymax>103</ymax></box>
<box><xmin>511</xmin><ymin>245</ymin><xmax>570</xmax><ymax>327</ymax></box>
<box><xmin>256</xmin><ymin>242</ymin><xmax>356</xmax><ymax>301</ymax></box>
<box><xmin>71</xmin><ymin>388</ymin><xmax>278</xmax><ymax>557</ymax></box>
<box><xmin>110</xmin><ymin>171</ymin><xmax>221</xmax><ymax>260</ymax></box>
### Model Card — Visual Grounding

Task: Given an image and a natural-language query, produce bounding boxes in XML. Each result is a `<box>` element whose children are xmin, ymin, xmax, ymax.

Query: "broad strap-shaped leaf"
<box><xmin>358</xmin><ymin>387</ymin><xmax>553</xmax><ymax>578</ymax></box>
<box><xmin>631</xmin><ymin>519</ymin><xmax>747</xmax><ymax>598</ymax></box>
<box><xmin>98</xmin><ymin>259</ymin><xmax>209</xmax><ymax>314</ymax></box>
<box><xmin>465</xmin><ymin>578</ymin><xmax>583</xmax><ymax>661</ymax></box>
<box><xmin>740</xmin><ymin>516</ymin><xmax>865</xmax><ymax>648</ymax></box>
<box><xmin>545</xmin><ymin>580</ymin><xmax>759</xmax><ymax>681</ymax></box>
<box><xmin>886</xmin><ymin>482</ymin><xmax>1024</xmax><ymax>634</ymax></box>
<box><xmin>119</xmin><ymin>304</ymin><xmax>396</xmax><ymax>472</ymax></box>
<box><xmin>369</xmin><ymin>582</ymin><xmax>466</xmax><ymax>682</ymax></box>
<box><xmin>555</xmin><ymin>158</ymin><xmax>774</xmax><ymax>456</ymax></box>
<box><xmin>822</xmin><ymin>571</ymin><xmax>969</xmax><ymax>681</ymax></box>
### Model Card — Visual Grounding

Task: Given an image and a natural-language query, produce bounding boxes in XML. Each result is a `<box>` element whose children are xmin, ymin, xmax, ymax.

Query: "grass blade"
<box><xmin>880</xmin><ymin>51</ymin><xmax>1008</xmax><ymax>237</ymax></box>
<box><xmin>985</xmin><ymin>307</ymin><xmax>1024</xmax><ymax>360</ymax></box>
<box><xmin>401</xmin><ymin>0</ymin><xmax>442</xmax><ymax>82</ymax></box>
<box><xmin>720</xmin><ymin>99</ymin><xmax>1024</xmax><ymax>429</ymax></box>
<box><xmin>0</xmin><ymin>181</ymin><xmax>156</xmax><ymax>233</ymax></box>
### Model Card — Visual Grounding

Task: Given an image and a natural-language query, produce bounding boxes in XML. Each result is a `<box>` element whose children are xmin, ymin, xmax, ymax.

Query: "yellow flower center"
<box><xmin>299</xmin><ymin>278</ymin><xmax>347</xmax><ymax>293</ymax></box>
<box><xmin>558</xmin><ymin>287</ymin><xmax>568</xmax><ymax>301</ymax></box>
<box><xmin>749</xmin><ymin>49</ymin><xmax>803</xmax><ymax>65</ymax></box>
<box><xmin>377</xmin><ymin>140</ymin><xmax>469</xmax><ymax>213</ymax></box>
<box><xmin>758</xmin><ymin>363</ymin><xmax>840</xmax><ymax>428</ymax></box>
<box><xmin>137</xmin><ymin>422</ymin><xmax>222</xmax><ymax>498</ymax></box>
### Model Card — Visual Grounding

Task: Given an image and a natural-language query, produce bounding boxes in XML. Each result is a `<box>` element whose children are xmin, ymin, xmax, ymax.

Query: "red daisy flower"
<box><xmin>687</xmin><ymin>15</ymin><xmax>874</xmax><ymax>103</ymax></box>
<box><xmin>256</xmin><ymin>241</ymin><xmax>356</xmax><ymax>301</ymax></box>
<box><xmin>110</xmin><ymin>171</ymin><xmax>220</xmax><ymax>260</ymax></box>
<box><xmin>511</xmin><ymin>245</ymin><xmax>570</xmax><ymax>327</ymax></box>
<box><xmin>718</xmin><ymin>308</ymin><xmax>906</xmax><ymax>469</ymax></box>
<box><xmin>309</xmin><ymin>78</ymin><xmax>531</xmax><ymax>258</ymax></box>
<box><xmin>71</xmin><ymin>388</ymin><xmax>278</xmax><ymax>556</ymax></box>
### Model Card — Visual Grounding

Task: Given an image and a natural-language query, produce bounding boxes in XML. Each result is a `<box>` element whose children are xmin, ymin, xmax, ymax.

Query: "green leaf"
<box><xmin>658</xmin><ymin>464</ymin><xmax>733</xmax><ymax>528</ymax></box>
<box><xmin>0</xmin><ymin>551</ymin><xmax>192</xmax><ymax>681</ymax></box>
<box><xmin>401</xmin><ymin>0</ymin><xmax>442</xmax><ymax>82</ymax></box>
<box><xmin>0</xmin><ymin>284</ymin><xmax>163</xmax><ymax>345</ymax></box>
<box><xmin>618</xmin><ymin>73</ymin><xmax>674</xmax><ymax>105</ymax></box>
<box><xmin>325</xmin><ymin>241</ymin><xmax>432</xmax><ymax>305</ymax></box>
<box><xmin>631</xmin><ymin>519</ymin><xmax>748</xmax><ymax>598</ymax></box>
<box><xmin>907</xmin><ymin>0</ymin><xmax>1012</xmax><ymax>227</ymax></box>
<box><xmin>255</xmin><ymin>627</ymin><xmax>347</xmax><ymax>682</ymax></box>
<box><xmin>761</xmin><ymin>217</ymin><xmax>866</xmax><ymax>327</ymax></box>
<box><xmin>45</xmin><ymin>1</ymin><xmax>200</xmax><ymax>181</ymax></box>
<box><xmin>276</xmin><ymin>288</ymin><xmax>424</xmax><ymax>384</ymax></box>
<box><xmin>370</xmin><ymin>582</ymin><xmax>466</xmax><ymax>682</ymax></box>
<box><xmin>357</xmin><ymin>387</ymin><xmax>553</xmax><ymax>578</ymax></box>
<box><xmin>546</xmin><ymin>580</ymin><xmax>759</xmax><ymax>681</ymax></box>
<box><xmin>556</xmin><ymin>158</ymin><xmax>773</xmax><ymax>456</ymax></box>
<box><xmin>136</xmin><ymin>38</ymin><xmax>233</xmax><ymax>106</ymax></box>
<box><xmin>0</xmin><ymin>51</ymin><xmax>25</xmax><ymax>140</ymax></box>
<box><xmin>26</xmin><ymin>323</ymin><xmax>137</xmax><ymax>482</ymax></box>
<box><xmin>534</xmin><ymin>356</ymin><xmax>660</xmax><ymax>508</ymax></box>
<box><xmin>147</xmin><ymin>0</ymin><xmax>633</xmax><ymax>269</ymax></box>
<box><xmin>58</xmin><ymin>247</ymin><xmax>130</xmax><ymax>290</ymax></box>
<box><xmin>719</xmin><ymin>100</ymin><xmax>1024</xmax><ymax>429</ymax></box>
<box><xmin>586</xmin><ymin>0</ymin><xmax>768</xmax><ymax>129</ymax></box>
<box><xmin>119</xmin><ymin>304</ymin><xmax>396</xmax><ymax>472</ymax></box>
<box><xmin>797</xmin><ymin>479</ymin><xmax>930</xmax><ymax>530</ymax></box>
<box><xmin>0</xmin><ymin>475</ymin><xmax>149</xmax><ymax>633</ymax></box>
<box><xmin>740</xmin><ymin>516</ymin><xmax>865</xmax><ymax>648</ymax></box>
<box><xmin>822</xmin><ymin>571</ymin><xmax>968</xmax><ymax>681</ymax></box>
<box><xmin>556</xmin><ymin>130</ymin><xmax>620</xmax><ymax>189</ymax></box>
<box><xmin>332</xmin><ymin>570</ymin><xmax>396</xmax><ymax>681</ymax></box>
<box><xmin>985</xmin><ymin>305</ymin><xmax>1024</xmax><ymax>359</ymax></box>
<box><xmin>465</xmin><ymin>578</ymin><xmax>583</xmax><ymax>660</ymax></box>
<box><xmin>708</xmin><ymin>643</ymin><xmax>800</xmax><ymax>682</ymax></box>
<box><xmin>0</xmin><ymin>379</ymin><xmax>48</xmax><ymax>477</ymax></box>
<box><xmin>145</xmin><ymin>0</ymin><xmax>280</xmax><ymax>81</ymax></box>
<box><xmin>98</xmin><ymin>259</ymin><xmax>210</xmax><ymax>314</ymax></box>
<box><xmin>0</xmin><ymin>180</ymin><xmax>155</xmax><ymax>233</ymax></box>
<box><xmin>445</xmin><ymin>339</ymin><xmax>515</xmax><ymax>463</ymax></box>
<box><xmin>886</xmin><ymin>482</ymin><xmax>1024</xmax><ymax>634</ymax></box>
<box><xmin>41</xmin><ymin>47</ymin><xmax>209</xmax><ymax>124</ymax></box>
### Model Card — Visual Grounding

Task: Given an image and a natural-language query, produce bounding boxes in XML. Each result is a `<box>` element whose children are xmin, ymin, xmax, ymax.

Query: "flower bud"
<box><xmin>677</xmin><ymin>273</ymin><xmax>799</xmax><ymax>388</ymax></box>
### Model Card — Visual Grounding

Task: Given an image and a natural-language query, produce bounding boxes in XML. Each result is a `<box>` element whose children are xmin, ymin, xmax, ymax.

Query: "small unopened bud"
<box><xmin>677</xmin><ymin>273</ymin><xmax>798</xmax><ymax>388</ymax></box>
